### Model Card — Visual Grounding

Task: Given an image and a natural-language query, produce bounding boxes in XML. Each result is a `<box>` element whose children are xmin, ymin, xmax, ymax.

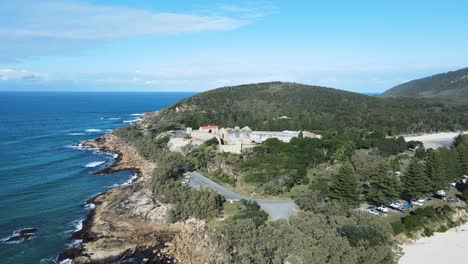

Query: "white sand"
<box><xmin>404</xmin><ymin>132</ymin><xmax>468</xmax><ymax>149</ymax></box>
<box><xmin>400</xmin><ymin>222</ymin><xmax>468</xmax><ymax>264</ymax></box>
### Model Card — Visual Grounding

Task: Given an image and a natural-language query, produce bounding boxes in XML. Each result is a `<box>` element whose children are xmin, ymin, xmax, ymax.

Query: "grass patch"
<box><xmin>223</xmin><ymin>200</ymin><xmax>243</xmax><ymax>217</ymax></box>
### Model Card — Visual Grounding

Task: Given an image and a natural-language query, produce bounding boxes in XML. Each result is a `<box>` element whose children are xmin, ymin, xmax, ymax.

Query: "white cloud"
<box><xmin>0</xmin><ymin>1</ymin><xmax>254</xmax><ymax>40</ymax></box>
<box><xmin>0</xmin><ymin>69</ymin><xmax>41</xmax><ymax>81</ymax></box>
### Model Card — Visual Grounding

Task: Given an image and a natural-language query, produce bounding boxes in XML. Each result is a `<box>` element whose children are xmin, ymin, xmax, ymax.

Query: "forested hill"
<box><xmin>145</xmin><ymin>82</ymin><xmax>468</xmax><ymax>134</ymax></box>
<box><xmin>381</xmin><ymin>67</ymin><xmax>468</xmax><ymax>100</ymax></box>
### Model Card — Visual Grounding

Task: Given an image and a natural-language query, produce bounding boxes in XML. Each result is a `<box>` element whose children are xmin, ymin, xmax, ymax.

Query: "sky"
<box><xmin>0</xmin><ymin>0</ymin><xmax>467</xmax><ymax>93</ymax></box>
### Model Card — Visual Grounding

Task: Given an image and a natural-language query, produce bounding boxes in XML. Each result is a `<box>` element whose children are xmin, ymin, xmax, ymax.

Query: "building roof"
<box><xmin>200</xmin><ymin>125</ymin><xmax>218</xmax><ymax>129</ymax></box>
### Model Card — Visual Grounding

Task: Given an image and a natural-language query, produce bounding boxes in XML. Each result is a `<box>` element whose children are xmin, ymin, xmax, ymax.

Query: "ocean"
<box><xmin>0</xmin><ymin>92</ymin><xmax>193</xmax><ymax>264</ymax></box>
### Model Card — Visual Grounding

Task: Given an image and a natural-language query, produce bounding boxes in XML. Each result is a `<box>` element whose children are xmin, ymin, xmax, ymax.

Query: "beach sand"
<box><xmin>400</xmin><ymin>222</ymin><xmax>468</xmax><ymax>264</ymax></box>
<box><xmin>404</xmin><ymin>132</ymin><xmax>468</xmax><ymax>149</ymax></box>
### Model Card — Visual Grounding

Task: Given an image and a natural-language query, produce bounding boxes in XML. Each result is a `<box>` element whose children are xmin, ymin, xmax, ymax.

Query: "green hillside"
<box><xmin>145</xmin><ymin>82</ymin><xmax>468</xmax><ymax>134</ymax></box>
<box><xmin>382</xmin><ymin>67</ymin><xmax>468</xmax><ymax>100</ymax></box>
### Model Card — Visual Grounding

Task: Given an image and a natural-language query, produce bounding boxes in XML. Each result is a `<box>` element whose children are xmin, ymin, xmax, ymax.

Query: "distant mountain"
<box><xmin>143</xmin><ymin>82</ymin><xmax>468</xmax><ymax>134</ymax></box>
<box><xmin>381</xmin><ymin>67</ymin><xmax>468</xmax><ymax>100</ymax></box>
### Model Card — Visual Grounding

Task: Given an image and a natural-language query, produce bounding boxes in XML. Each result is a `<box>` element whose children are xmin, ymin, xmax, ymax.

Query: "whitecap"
<box><xmin>67</xmin><ymin>133</ymin><xmax>85</xmax><ymax>136</ymax></box>
<box><xmin>122</xmin><ymin>173</ymin><xmax>138</xmax><ymax>185</ymax></box>
<box><xmin>107</xmin><ymin>173</ymin><xmax>138</xmax><ymax>188</ymax></box>
<box><xmin>72</xmin><ymin>219</ymin><xmax>84</xmax><ymax>232</ymax></box>
<box><xmin>85</xmin><ymin>129</ymin><xmax>103</xmax><ymax>133</ymax></box>
<box><xmin>66</xmin><ymin>239</ymin><xmax>83</xmax><ymax>249</ymax></box>
<box><xmin>85</xmin><ymin>161</ymin><xmax>105</xmax><ymax>168</ymax></box>
<box><xmin>1</xmin><ymin>228</ymin><xmax>37</xmax><ymax>244</ymax></box>
<box><xmin>59</xmin><ymin>259</ymin><xmax>72</xmax><ymax>264</ymax></box>
<box><xmin>68</xmin><ymin>145</ymin><xmax>100</xmax><ymax>151</ymax></box>
<box><xmin>130</xmin><ymin>113</ymin><xmax>144</xmax><ymax>116</ymax></box>
<box><xmin>84</xmin><ymin>203</ymin><xmax>95</xmax><ymax>210</ymax></box>
<box><xmin>107</xmin><ymin>117</ymin><xmax>120</xmax><ymax>120</ymax></box>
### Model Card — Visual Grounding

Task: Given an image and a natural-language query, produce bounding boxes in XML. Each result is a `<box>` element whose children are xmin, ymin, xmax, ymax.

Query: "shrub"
<box><xmin>415</xmin><ymin>207</ymin><xmax>436</xmax><ymax>218</ymax></box>
<box><xmin>423</xmin><ymin>228</ymin><xmax>434</xmax><ymax>237</ymax></box>
<box><xmin>391</xmin><ymin>221</ymin><xmax>406</xmax><ymax>235</ymax></box>
<box><xmin>442</xmin><ymin>204</ymin><xmax>454</xmax><ymax>213</ymax></box>
<box><xmin>232</xmin><ymin>200</ymin><xmax>268</xmax><ymax>226</ymax></box>
<box><xmin>404</xmin><ymin>215</ymin><xmax>424</xmax><ymax>230</ymax></box>
<box><xmin>463</xmin><ymin>189</ymin><xmax>468</xmax><ymax>201</ymax></box>
<box><xmin>341</xmin><ymin>224</ymin><xmax>388</xmax><ymax>247</ymax></box>
<box><xmin>438</xmin><ymin>225</ymin><xmax>448</xmax><ymax>233</ymax></box>
<box><xmin>214</xmin><ymin>172</ymin><xmax>236</xmax><ymax>185</ymax></box>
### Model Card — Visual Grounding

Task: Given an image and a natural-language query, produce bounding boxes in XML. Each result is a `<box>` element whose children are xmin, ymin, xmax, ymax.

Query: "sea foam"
<box><xmin>66</xmin><ymin>239</ymin><xmax>83</xmax><ymax>249</ymax></box>
<box><xmin>59</xmin><ymin>259</ymin><xmax>72</xmax><ymax>264</ymax></box>
<box><xmin>67</xmin><ymin>133</ymin><xmax>85</xmax><ymax>136</ymax></box>
<box><xmin>85</xmin><ymin>161</ymin><xmax>105</xmax><ymax>168</ymax></box>
<box><xmin>107</xmin><ymin>173</ymin><xmax>138</xmax><ymax>188</ymax></box>
<box><xmin>84</xmin><ymin>203</ymin><xmax>95</xmax><ymax>210</ymax></box>
<box><xmin>72</xmin><ymin>219</ymin><xmax>84</xmax><ymax>232</ymax></box>
<box><xmin>85</xmin><ymin>129</ymin><xmax>102</xmax><ymax>133</ymax></box>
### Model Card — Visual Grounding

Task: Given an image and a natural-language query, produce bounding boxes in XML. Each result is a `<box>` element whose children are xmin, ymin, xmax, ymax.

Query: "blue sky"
<box><xmin>0</xmin><ymin>0</ymin><xmax>467</xmax><ymax>92</ymax></box>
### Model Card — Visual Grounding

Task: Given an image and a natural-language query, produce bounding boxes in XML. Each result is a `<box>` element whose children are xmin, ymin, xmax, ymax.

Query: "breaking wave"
<box><xmin>67</xmin><ymin>133</ymin><xmax>85</xmax><ymax>136</ymax></box>
<box><xmin>84</xmin><ymin>129</ymin><xmax>102</xmax><ymax>133</ymax></box>
<box><xmin>85</xmin><ymin>161</ymin><xmax>105</xmax><ymax>168</ymax></box>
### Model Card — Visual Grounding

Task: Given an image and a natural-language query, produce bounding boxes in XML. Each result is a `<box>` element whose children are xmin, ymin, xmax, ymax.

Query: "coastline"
<box><xmin>400</xmin><ymin>221</ymin><xmax>468</xmax><ymax>264</ymax></box>
<box><xmin>59</xmin><ymin>133</ymin><xmax>218</xmax><ymax>264</ymax></box>
<box><xmin>403</xmin><ymin>131</ymin><xmax>468</xmax><ymax>149</ymax></box>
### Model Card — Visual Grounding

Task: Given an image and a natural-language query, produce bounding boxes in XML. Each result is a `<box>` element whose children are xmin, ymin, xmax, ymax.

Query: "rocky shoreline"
<box><xmin>59</xmin><ymin>133</ymin><xmax>218</xmax><ymax>264</ymax></box>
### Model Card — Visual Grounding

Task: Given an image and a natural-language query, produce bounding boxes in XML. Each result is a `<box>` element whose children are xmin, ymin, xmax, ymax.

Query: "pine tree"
<box><xmin>402</xmin><ymin>161</ymin><xmax>430</xmax><ymax>199</ymax></box>
<box><xmin>454</xmin><ymin>135</ymin><xmax>468</xmax><ymax>175</ymax></box>
<box><xmin>328</xmin><ymin>163</ymin><xmax>361</xmax><ymax>206</ymax></box>
<box><xmin>425</xmin><ymin>150</ymin><xmax>446</xmax><ymax>191</ymax></box>
<box><xmin>457</xmin><ymin>144</ymin><xmax>468</xmax><ymax>175</ymax></box>
<box><xmin>368</xmin><ymin>161</ymin><xmax>400</xmax><ymax>205</ymax></box>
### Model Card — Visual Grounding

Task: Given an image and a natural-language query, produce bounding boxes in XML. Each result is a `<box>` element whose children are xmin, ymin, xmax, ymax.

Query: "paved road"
<box><xmin>187</xmin><ymin>171</ymin><xmax>298</xmax><ymax>220</ymax></box>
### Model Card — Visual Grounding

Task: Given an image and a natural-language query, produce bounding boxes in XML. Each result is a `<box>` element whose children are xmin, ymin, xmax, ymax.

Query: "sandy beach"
<box><xmin>404</xmin><ymin>131</ymin><xmax>468</xmax><ymax>149</ymax></box>
<box><xmin>400</xmin><ymin>221</ymin><xmax>468</xmax><ymax>264</ymax></box>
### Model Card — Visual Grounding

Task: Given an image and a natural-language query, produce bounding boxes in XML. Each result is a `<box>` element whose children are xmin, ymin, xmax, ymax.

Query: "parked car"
<box><xmin>462</xmin><ymin>175</ymin><xmax>468</xmax><ymax>180</ymax></box>
<box><xmin>366</xmin><ymin>208</ymin><xmax>380</xmax><ymax>216</ymax></box>
<box><xmin>435</xmin><ymin>190</ymin><xmax>446</xmax><ymax>197</ymax></box>
<box><xmin>377</xmin><ymin>206</ymin><xmax>389</xmax><ymax>213</ymax></box>
<box><xmin>411</xmin><ymin>198</ymin><xmax>425</xmax><ymax>206</ymax></box>
<box><xmin>388</xmin><ymin>202</ymin><xmax>403</xmax><ymax>211</ymax></box>
<box><xmin>181</xmin><ymin>179</ymin><xmax>191</xmax><ymax>185</ymax></box>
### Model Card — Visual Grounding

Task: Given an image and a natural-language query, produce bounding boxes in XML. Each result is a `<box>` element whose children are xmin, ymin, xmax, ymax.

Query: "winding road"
<box><xmin>187</xmin><ymin>171</ymin><xmax>298</xmax><ymax>220</ymax></box>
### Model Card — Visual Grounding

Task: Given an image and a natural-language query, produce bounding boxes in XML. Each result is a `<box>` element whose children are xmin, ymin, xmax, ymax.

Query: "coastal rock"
<box><xmin>62</xmin><ymin>133</ymin><xmax>219</xmax><ymax>264</ymax></box>
<box><xmin>167</xmin><ymin>218</ymin><xmax>224</xmax><ymax>264</ymax></box>
<box><xmin>81</xmin><ymin>133</ymin><xmax>155</xmax><ymax>177</ymax></box>
<box><xmin>1</xmin><ymin>228</ymin><xmax>37</xmax><ymax>243</ymax></box>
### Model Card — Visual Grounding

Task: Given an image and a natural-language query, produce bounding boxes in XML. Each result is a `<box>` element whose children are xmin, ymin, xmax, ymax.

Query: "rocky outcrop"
<box><xmin>61</xmin><ymin>133</ymin><xmax>220</xmax><ymax>264</ymax></box>
<box><xmin>164</xmin><ymin>219</ymin><xmax>224</xmax><ymax>264</ymax></box>
<box><xmin>81</xmin><ymin>133</ymin><xmax>155</xmax><ymax>176</ymax></box>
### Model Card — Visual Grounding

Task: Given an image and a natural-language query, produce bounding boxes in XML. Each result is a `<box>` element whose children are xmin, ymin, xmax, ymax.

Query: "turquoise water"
<box><xmin>0</xmin><ymin>92</ymin><xmax>193</xmax><ymax>264</ymax></box>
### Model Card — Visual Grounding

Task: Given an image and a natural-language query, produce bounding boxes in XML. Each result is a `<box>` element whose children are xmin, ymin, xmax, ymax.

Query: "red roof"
<box><xmin>200</xmin><ymin>125</ymin><xmax>218</xmax><ymax>129</ymax></box>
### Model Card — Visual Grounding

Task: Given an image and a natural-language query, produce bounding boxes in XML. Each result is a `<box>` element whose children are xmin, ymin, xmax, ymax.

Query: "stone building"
<box><xmin>182</xmin><ymin>125</ymin><xmax>321</xmax><ymax>154</ymax></box>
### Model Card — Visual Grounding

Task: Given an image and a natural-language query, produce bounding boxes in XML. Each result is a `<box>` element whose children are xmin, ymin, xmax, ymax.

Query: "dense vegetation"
<box><xmin>115</xmin><ymin>126</ymin><xmax>225</xmax><ymax>222</ymax></box>
<box><xmin>215</xmin><ymin>205</ymin><xmax>397</xmax><ymax>264</ymax></box>
<box><xmin>382</xmin><ymin>67</ymin><xmax>468</xmax><ymax>101</ymax></box>
<box><xmin>144</xmin><ymin>82</ymin><xmax>468</xmax><ymax>134</ymax></box>
<box><xmin>402</xmin><ymin>135</ymin><xmax>468</xmax><ymax>200</ymax></box>
<box><xmin>193</xmin><ymin>130</ymin><xmax>415</xmax><ymax>196</ymax></box>
<box><xmin>391</xmin><ymin>205</ymin><xmax>457</xmax><ymax>237</ymax></box>
<box><xmin>113</xmin><ymin>82</ymin><xmax>468</xmax><ymax>263</ymax></box>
